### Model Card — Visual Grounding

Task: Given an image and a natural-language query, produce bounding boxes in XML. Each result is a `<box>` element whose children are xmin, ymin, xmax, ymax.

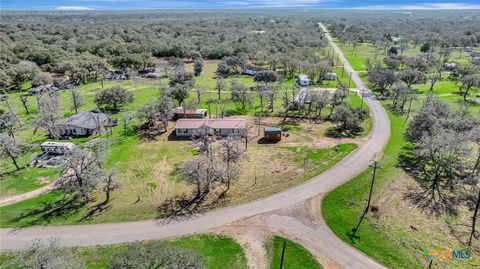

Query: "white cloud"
<box><xmin>56</xmin><ymin>6</ymin><xmax>95</xmax><ymax>11</ymax></box>
<box><xmin>355</xmin><ymin>3</ymin><xmax>480</xmax><ymax>10</ymax></box>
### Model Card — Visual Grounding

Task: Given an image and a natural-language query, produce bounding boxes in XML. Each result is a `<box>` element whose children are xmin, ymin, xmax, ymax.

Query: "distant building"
<box><xmin>297</xmin><ymin>74</ymin><xmax>310</xmax><ymax>86</ymax></box>
<box><xmin>40</xmin><ymin>142</ymin><xmax>76</xmax><ymax>155</ymax></box>
<box><xmin>175</xmin><ymin>119</ymin><xmax>246</xmax><ymax>138</ymax></box>
<box><xmin>145</xmin><ymin>72</ymin><xmax>159</xmax><ymax>78</ymax></box>
<box><xmin>471</xmin><ymin>51</ymin><xmax>480</xmax><ymax>58</ymax></box>
<box><xmin>60</xmin><ymin>112</ymin><xmax>109</xmax><ymax>137</ymax></box>
<box><xmin>263</xmin><ymin>127</ymin><xmax>282</xmax><ymax>142</ymax></box>
<box><xmin>27</xmin><ymin>85</ymin><xmax>59</xmax><ymax>96</ymax></box>
<box><xmin>473</xmin><ymin>57</ymin><xmax>480</xmax><ymax>65</ymax></box>
<box><xmin>326</xmin><ymin>72</ymin><xmax>337</xmax><ymax>81</ymax></box>
<box><xmin>464</xmin><ymin>47</ymin><xmax>473</xmax><ymax>52</ymax></box>
<box><xmin>242</xmin><ymin>65</ymin><xmax>265</xmax><ymax>76</ymax></box>
<box><xmin>174</xmin><ymin>107</ymin><xmax>208</xmax><ymax>120</ymax></box>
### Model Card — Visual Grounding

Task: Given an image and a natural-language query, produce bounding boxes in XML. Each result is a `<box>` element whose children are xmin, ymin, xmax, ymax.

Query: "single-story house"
<box><xmin>242</xmin><ymin>65</ymin><xmax>265</xmax><ymax>76</ymax></box>
<box><xmin>28</xmin><ymin>85</ymin><xmax>59</xmax><ymax>96</ymax></box>
<box><xmin>326</xmin><ymin>72</ymin><xmax>337</xmax><ymax>81</ymax></box>
<box><xmin>174</xmin><ymin>107</ymin><xmax>208</xmax><ymax>120</ymax></box>
<box><xmin>471</xmin><ymin>51</ymin><xmax>480</xmax><ymax>58</ymax></box>
<box><xmin>41</xmin><ymin>142</ymin><xmax>76</xmax><ymax>155</ymax></box>
<box><xmin>60</xmin><ymin>112</ymin><xmax>109</xmax><ymax>137</ymax></box>
<box><xmin>263</xmin><ymin>127</ymin><xmax>281</xmax><ymax>142</ymax></box>
<box><xmin>175</xmin><ymin>119</ymin><xmax>246</xmax><ymax>138</ymax></box>
<box><xmin>297</xmin><ymin>74</ymin><xmax>310</xmax><ymax>86</ymax></box>
<box><xmin>473</xmin><ymin>57</ymin><xmax>480</xmax><ymax>65</ymax></box>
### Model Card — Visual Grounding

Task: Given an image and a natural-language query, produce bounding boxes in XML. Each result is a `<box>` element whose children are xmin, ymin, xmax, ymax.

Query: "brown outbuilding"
<box><xmin>263</xmin><ymin>127</ymin><xmax>282</xmax><ymax>142</ymax></box>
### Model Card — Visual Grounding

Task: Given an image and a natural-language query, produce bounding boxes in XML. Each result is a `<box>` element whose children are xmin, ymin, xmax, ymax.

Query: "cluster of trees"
<box><xmin>367</xmin><ymin>52</ymin><xmax>480</xmax><ymax>109</ymax></box>
<box><xmin>403</xmin><ymin>95</ymin><xmax>479</xmax><ymax>245</ymax></box>
<box><xmin>4</xmin><ymin>239</ymin><xmax>206</xmax><ymax>269</ymax></box>
<box><xmin>325</xmin><ymin>10</ymin><xmax>480</xmax><ymax>50</ymax></box>
<box><xmin>174</xmin><ymin>134</ymin><xmax>245</xmax><ymax>212</ymax></box>
<box><xmin>0</xmin><ymin>10</ymin><xmax>325</xmax><ymax>93</ymax></box>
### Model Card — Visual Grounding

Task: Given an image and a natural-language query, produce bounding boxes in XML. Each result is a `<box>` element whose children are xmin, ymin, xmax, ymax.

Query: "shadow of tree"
<box><xmin>11</xmin><ymin>196</ymin><xmax>84</xmax><ymax>228</ymax></box>
<box><xmin>397</xmin><ymin>143</ymin><xmax>460</xmax><ymax>216</ymax></box>
<box><xmin>80</xmin><ymin>200</ymin><xmax>112</xmax><ymax>222</ymax></box>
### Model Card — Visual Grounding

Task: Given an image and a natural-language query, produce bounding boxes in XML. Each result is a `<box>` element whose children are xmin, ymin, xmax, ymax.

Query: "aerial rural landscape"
<box><xmin>0</xmin><ymin>2</ymin><xmax>479</xmax><ymax>269</ymax></box>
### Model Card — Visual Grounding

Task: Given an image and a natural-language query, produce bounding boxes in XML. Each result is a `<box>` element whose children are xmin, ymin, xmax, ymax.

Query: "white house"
<box><xmin>60</xmin><ymin>112</ymin><xmax>109</xmax><ymax>137</ymax></box>
<box><xmin>297</xmin><ymin>74</ymin><xmax>310</xmax><ymax>86</ymax></box>
<box><xmin>41</xmin><ymin>142</ymin><xmax>76</xmax><ymax>155</ymax></box>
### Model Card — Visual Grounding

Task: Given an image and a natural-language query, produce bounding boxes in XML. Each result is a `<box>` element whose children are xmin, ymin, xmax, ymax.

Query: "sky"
<box><xmin>1</xmin><ymin>0</ymin><xmax>480</xmax><ymax>10</ymax></box>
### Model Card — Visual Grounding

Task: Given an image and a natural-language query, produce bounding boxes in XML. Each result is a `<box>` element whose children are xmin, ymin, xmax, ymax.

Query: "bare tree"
<box><xmin>33</xmin><ymin>93</ymin><xmax>61</xmax><ymax>138</ymax></box>
<box><xmin>8</xmin><ymin>239</ymin><xmax>85</xmax><ymax>269</ymax></box>
<box><xmin>194</xmin><ymin>87</ymin><xmax>206</xmax><ymax>104</ymax></box>
<box><xmin>215</xmin><ymin>78</ymin><xmax>225</xmax><ymax>100</ymax></box>
<box><xmin>230</xmin><ymin>80</ymin><xmax>252</xmax><ymax>110</ymax></box>
<box><xmin>58</xmin><ymin>140</ymin><xmax>108</xmax><ymax>203</ymax></box>
<box><xmin>102</xmin><ymin>171</ymin><xmax>122</xmax><ymax>203</ymax></box>
<box><xmin>70</xmin><ymin>89</ymin><xmax>85</xmax><ymax>114</ymax></box>
<box><xmin>218</xmin><ymin>135</ymin><xmax>244</xmax><ymax>194</ymax></box>
<box><xmin>19</xmin><ymin>95</ymin><xmax>30</xmax><ymax>115</ymax></box>
<box><xmin>264</xmin><ymin>84</ymin><xmax>280</xmax><ymax>113</ymax></box>
<box><xmin>193</xmin><ymin>126</ymin><xmax>215</xmax><ymax>156</ymax></box>
<box><xmin>121</xmin><ymin>108</ymin><xmax>133</xmax><ymax>137</ymax></box>
<box><xmin>0</xmin><ymin>134</ymin><xmax>22</xmax><ymax>170</ymax></box>
<box><xmin>459</xmin><ymin>75</ymin><xmax>480</xmax><ymax>102</ymax></box>
<box><xmin>0</xmin><ymin>110</ymin><xmax>19</xmax><ymax>139</ymax></box>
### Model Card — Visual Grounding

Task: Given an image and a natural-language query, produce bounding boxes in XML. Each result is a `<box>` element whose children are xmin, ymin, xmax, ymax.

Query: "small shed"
<box><xmin>264</xmin><ymin>127</ymin><xmax>282</xmax><ymax>142</ymax></box>
<box><xmin>326</xmin><ymin>72</ymin><xmax>337</xmax><ymax>81</ymax></box>
<box><xmin>41</xmin><ymin>142</ymin><xmax>76</xmax><ymax>155</ymax></box>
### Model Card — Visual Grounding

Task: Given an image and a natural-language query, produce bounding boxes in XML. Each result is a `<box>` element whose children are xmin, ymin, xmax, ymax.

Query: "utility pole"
<box><xmin>348</xmin><ymin>72</ymin><xmax>352</xmax><ymax>89</ymax></box>
<box><xmin>468</xmin><ymin>190</ymin><xmax>480</xmax><ymax>248</ymax></box>
<box><xmin>349</xmin><ymin>161</ymin><xmax>379</xmax><ymax>240</ymax></box>
<box><xmin>360</xmin><ymin>90</ymin><xmax>365</xmax><ymax>109</ymax></box>
<box><xmin>279</xmin><ymin>240</ymin><xmax>287</xmax><ymax>269</ymax></box>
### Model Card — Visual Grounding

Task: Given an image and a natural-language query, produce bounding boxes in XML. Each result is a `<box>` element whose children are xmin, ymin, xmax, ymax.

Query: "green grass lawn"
<box><xmin>0</xmin><ymin>234</ymin><xmax>247</xmax><ymax>269</ymax></box>
<box><xmin>269</xmin><ymin>236</ymin><xmax>322</xmax><ymax>269</ymax></box>
<box><xmin>322</xmin><ymin>109</ymin><xmax>421</xmax><ymax>269</ymax></box>
<box><xmin>0</xmin><ymin>167</ymin><xmax>60</xmax><ymax>197</ymax></box>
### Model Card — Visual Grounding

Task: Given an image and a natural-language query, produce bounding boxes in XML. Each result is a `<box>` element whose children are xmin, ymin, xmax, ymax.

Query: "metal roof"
<box><xmin>264</xmin><ymin>127</ymin><xmax>281</xmax><ymax>133</ymax></box>
<box><xmin>63</xmin><ymin>112</ymin><xmax>108</xmax><ymax>130</ymax></box>
<box><xmin>175</xmin><ymin>119</ymin><xmax>246</xmax><ymax>129</ymax></box>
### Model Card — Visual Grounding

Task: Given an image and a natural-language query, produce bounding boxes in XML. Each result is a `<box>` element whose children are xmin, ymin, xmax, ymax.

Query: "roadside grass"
<box><xmin>322</xmin><ymin>109</ymin><xmax>420</xmax><ymax>269</ymax></box>
<box><xmin>0</xmin><ymin>234</ymin><xmax>247</xmax><ymax>269</ymax></box>
<box><xmin>268</xmin><ymin>236</ymin><xmax>322</xmax><ymax>269</ymax></box>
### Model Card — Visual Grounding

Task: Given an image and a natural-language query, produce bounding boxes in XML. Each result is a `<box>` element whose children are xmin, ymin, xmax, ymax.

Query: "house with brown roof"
<box><xmin>175</xmin><ymin>118</ymin><xmax>246</xmax><ymax>138</ymax></box>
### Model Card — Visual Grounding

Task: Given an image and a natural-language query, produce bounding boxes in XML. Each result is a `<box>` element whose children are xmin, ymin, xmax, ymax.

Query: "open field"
<box><xmin>0</xmin><ymin>234</ymin><xmax>248</xmax><ymax>269</ymax></box>
<box><xmin>0</xmin><ymin>71</ymin><xmax>368</xmax><ymax>227</ymax></box>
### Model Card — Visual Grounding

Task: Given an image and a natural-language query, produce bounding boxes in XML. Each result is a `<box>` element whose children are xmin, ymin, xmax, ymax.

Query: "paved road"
<box><xmin>0</xmin><ymin>24</ymin><xmax>390</xmax><ymax>269</ymax></box>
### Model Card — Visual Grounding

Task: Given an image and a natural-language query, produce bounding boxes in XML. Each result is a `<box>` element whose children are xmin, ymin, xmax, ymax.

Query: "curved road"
<box><xmin>0</xmin><ymin>25</ymin><xmax>390</xmax><ymax>269</ymax></box>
